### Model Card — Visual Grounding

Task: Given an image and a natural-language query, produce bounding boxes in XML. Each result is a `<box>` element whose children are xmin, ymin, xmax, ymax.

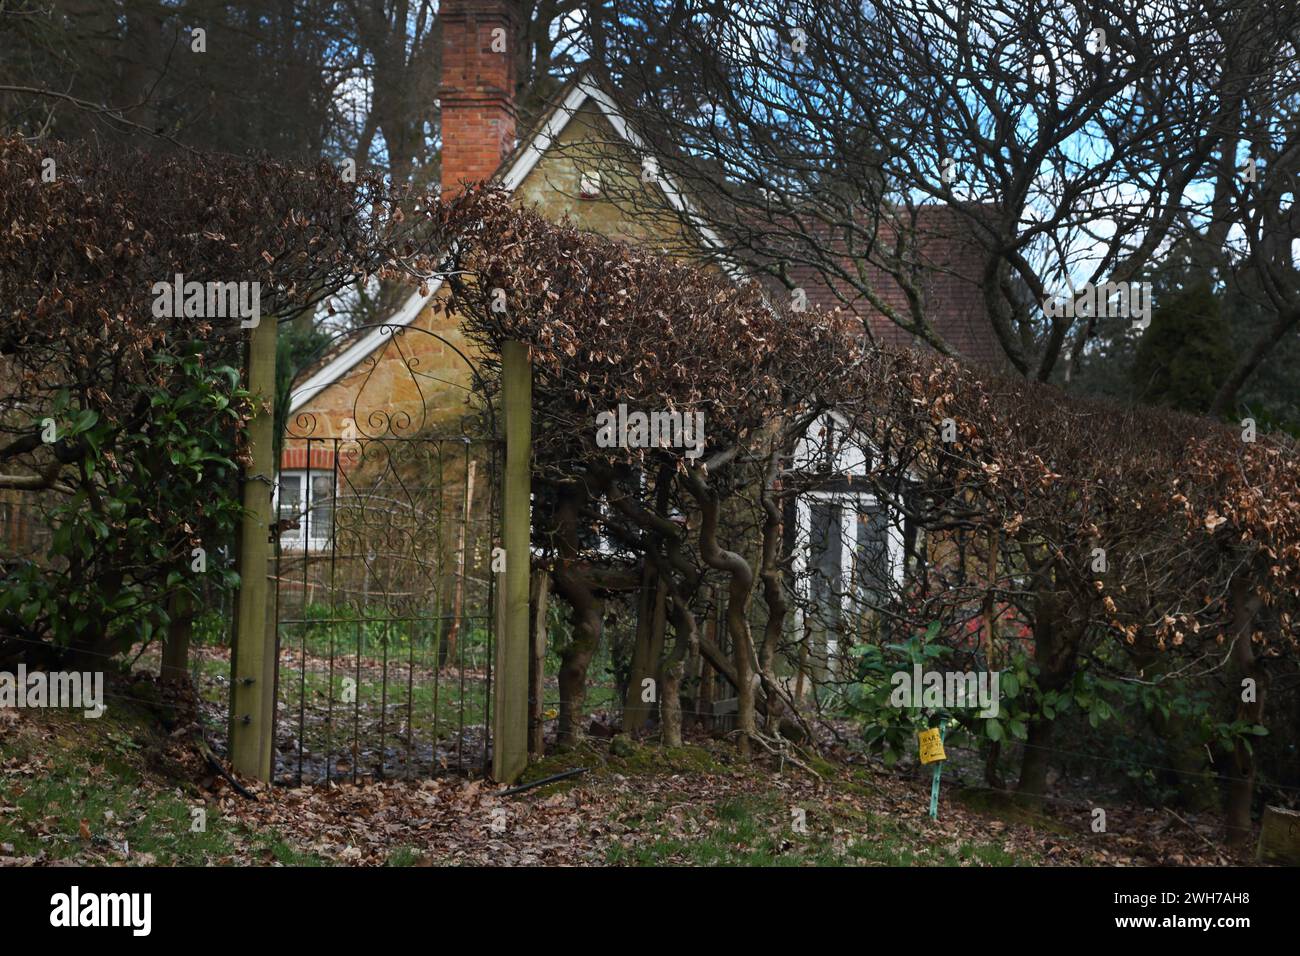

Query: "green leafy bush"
<box><xmin>0</xmin><ymin>348</ymin><xmax>246</xmax><ymax>660</ymax></box>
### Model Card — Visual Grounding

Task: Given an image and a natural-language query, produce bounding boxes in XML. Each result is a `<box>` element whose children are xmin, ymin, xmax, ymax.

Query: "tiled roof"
<box><xmin>775</xmin><ymin>204</ymin><xmax>1003</xmax><ymax>369</ymax></box>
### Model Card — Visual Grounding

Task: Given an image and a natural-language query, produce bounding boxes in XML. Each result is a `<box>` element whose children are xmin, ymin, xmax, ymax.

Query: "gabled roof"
<box><xmin>291</xmin><ymin>74</ymin><xmax>1001</xmax><ymax>413</ymax></box>
<box><xmin>289</xmin><ymin>73</ymin><xmax>735</xmax><ymax>413</ymax></box>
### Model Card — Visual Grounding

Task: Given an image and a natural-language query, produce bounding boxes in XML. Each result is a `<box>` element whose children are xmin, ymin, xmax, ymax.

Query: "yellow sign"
<box><xmin>918</xmin><ymin>727</ymin><xmax>946</xmax><ymax>765</ymax></box>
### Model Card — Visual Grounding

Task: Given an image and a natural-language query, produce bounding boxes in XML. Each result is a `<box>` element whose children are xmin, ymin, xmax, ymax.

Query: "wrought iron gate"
<box><xmin>270</xmin><ymin>326</ymin><xmax>500</xmax><ymax>784</ymax></box>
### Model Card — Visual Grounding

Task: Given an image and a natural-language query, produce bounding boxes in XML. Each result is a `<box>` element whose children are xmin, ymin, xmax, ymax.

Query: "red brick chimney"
<box><xmin>439</xmin><ymin>0</ymin><xmax>517</xmax><ymax>196</ymax></box>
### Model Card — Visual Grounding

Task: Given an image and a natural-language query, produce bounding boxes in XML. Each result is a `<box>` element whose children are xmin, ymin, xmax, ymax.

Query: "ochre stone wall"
<box><xmin>515</xmin><ymin>101</ymin><xmax>703</xmax><ymax>254</ymax></box>
<box><xmin>285</xmin><ymin>292</ymin><xmax>479</xmax><ymax>456</ymax></box>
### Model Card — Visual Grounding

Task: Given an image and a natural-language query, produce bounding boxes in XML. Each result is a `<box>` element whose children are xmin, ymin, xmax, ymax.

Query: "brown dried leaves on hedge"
<box><xmin>431</xmin><ymin>186</ymin><xmax>1298</xmax><ymax>655</ymax></box>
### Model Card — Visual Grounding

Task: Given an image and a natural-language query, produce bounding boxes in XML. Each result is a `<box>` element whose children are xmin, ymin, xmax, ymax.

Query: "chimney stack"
<box><xmin>439</xmin><ymin>0</ymin><xmax>517</xmax><ymax>197</ymax></box>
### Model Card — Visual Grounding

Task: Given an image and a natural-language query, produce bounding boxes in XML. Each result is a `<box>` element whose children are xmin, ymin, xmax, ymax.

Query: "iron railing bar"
<box><xmin>353</xmin><ymin>618</ymin><xmax>362</xmax><ymax>785</ymax></box>
<box><xmin>379</xmin><ymin>617</ymin><xmax>389</xmax><ymax>779</ymax></box>
<box><xmin>458</xmin><ymin>438</ymin><xmax>469</xmax><ymax>774</ymax></box>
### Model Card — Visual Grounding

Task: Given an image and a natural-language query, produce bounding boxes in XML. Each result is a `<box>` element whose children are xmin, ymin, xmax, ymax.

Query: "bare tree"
<box><xmin>592</xmin><ymin>0</ymin><xmax>1299</xmax><ymax>390</ymax></box>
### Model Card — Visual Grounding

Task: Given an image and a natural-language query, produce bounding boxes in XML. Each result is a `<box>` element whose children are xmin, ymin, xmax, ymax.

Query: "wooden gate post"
<box><xmin>230</xmin><ymin>313</ymin><xmax>278</xmax><ymax>781</ymax></box>
<box><xmin>494</xmin><ymin>340</ymin><xmax>531</xmax><ymax>783</ymax></box>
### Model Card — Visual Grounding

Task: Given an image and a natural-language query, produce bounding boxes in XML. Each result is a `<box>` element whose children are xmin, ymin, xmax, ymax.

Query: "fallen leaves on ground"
<box><xmin>0</xmin><ymin>702</ymin><xmax>1248</xmax><ymax>867</ymax></box>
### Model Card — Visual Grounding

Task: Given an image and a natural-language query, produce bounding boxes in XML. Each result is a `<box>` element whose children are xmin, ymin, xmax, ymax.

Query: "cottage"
<box><xmin>279</xmin><ymin>0</ymin><xmax>997</xmax><ymax>615</ymax></box>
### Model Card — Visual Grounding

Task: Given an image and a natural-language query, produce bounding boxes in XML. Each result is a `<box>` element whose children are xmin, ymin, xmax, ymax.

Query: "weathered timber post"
<box><xmin>230</xmin><ymin>313</ymin><xmax>278</xmax><ymax>781</ymax></box>
<box><xmin>494</xmin><ymin>340</ymin><xmax>531</xmax><ymax>783</ymax></box>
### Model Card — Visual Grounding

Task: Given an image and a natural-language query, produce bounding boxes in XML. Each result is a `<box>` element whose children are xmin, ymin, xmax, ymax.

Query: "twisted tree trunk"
<box><xmin>685</xmin><ymin>467</ymin><xmax>757</xmax><ymax>757</ymax></box>
<box><xmin>757</xmin><ymin>447</ymin><xmax>790</xmax><ymax>734</ymax></box>
<box><xmin>661</xmin><ymin>595</ymin><xmax>699</xmax><ymax>747</ymax></box>
<box><xmin>550</xmin><ymin>486</ymin><xmax>602</xmax><ymax>750</ymax></box>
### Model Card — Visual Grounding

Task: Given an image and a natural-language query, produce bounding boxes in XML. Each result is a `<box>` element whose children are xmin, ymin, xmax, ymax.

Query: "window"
<box><xmin>852</xmin><ymin>503</ymin><xmax>892</xmax><ymax>604</ymax></box>
<box><xmin>275</xmin><ymin>470</ymin><xmax>335</xmax><ymax>550</ymax></box>
<box><xmin>794</xmin><ymin>491</ymin><xmax>900</xmax><ymax>618</ymax></box>
<box><xmin>808</xmin><ymin>499</ymin><xmax>845</xmax><ymax>626</ymax></box>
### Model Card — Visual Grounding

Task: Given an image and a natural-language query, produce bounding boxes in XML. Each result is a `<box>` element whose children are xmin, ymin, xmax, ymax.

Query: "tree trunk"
<box><xmin>702</xmin><ymin>499</ymin><xmax>756</xmax><ymax>755</ymax></box>
<box><xmin>1209</xmin><ymin>305</ymin><xmax>1300</xmax><ymax>417</ymax></box>
<box><xmin>161</xmin><ymin>590</ymin><xmax>193</xmax><ymax>686</ymax></box>
<box><xmin>795</xmin><ymin>631</ymin><xmax>809</xmax><ymax>703</ymax></box>
<box><xmin>659</xmin><ymin>598</ymin><xmax>698</xmax><ymax>748</ymax></box>
<box><xmin>660</xmin><ymin>655</ymin><xmax>684</xmax><ymax>746</ymax></box>
<box><xmin>550</xmin><ymin>485</ymin><xmax>603</xmax><ymax>751</ymax></box>
<box><xmin>527</xmin><ymin>568</ymin><xmax>550</xmax><ymax>756</ymax></box>
<box><xmin>696</xmin><ymin>632</ymin><xmax>807</xmax><ymax>742</ymax></box>
<box><xmin>757</xmin><ymin>449</ymin><xmax>790</xmax><ymax>734</ymax></box>
<box><xmin>984</xmin><ymin>741</ymin><xmax>1005</xmax><ymax>789</ymax></box>
<box><xmin>1017</xmin><ymin>588</ymin><xmax>1079</xmax><ymax>798</ymax></box>
<box><xmin>555</xmin><ymin>591</ymin><xmax>601</xmax><ymax>750</ymax></box>
<box><xmin>699</xmin><ymin>594</ymin><xmax>717</xmax><ymax>729</ymax></box>
<box><xmin>624</xmin><ymin>563</ymin><xmax>667</xmax><ymax>733</ymax></box>
<box><xmin>1225</xmin><ymin>575</ymin><xmax>1265</xmax><ymax>846</ymax></box>
<box><xmin>1018</xmin><ymin>718</ymin><xmax>1054</xmax><ymax>799</ymax></box>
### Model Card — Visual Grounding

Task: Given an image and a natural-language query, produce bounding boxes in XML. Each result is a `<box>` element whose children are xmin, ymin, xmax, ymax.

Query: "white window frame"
<box><xmin>789</xmin><ymin>410</ymin><xmax>910</xmax><ymax>661</ymax></box>
<box><xmin>792</xmin><ymin>490</ymin><xmax>905</xmax><ymax>619</ymax></box>
<box><xmin>273</xmin><ymin>469</ymin><xmax>336</xmax><ymax>552</ymax></box>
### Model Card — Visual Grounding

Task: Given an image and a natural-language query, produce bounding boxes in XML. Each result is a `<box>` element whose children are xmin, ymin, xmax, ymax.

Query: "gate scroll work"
<box><xmin>270</xmin><ymin>324</ymin><xmax>505</xmax><ymax>785</ymax></box>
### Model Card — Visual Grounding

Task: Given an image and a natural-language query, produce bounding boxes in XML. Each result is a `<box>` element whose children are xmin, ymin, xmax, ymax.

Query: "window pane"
<box><xmin>309</xmin><ymin>474</ymin><xmax>334</xmax><ymax>541</ymax></box>
<box><xmin>808</xmin><ymin>501</ymin><xmax>843</xmax><ymax>624</ymax></box>
<box><xmin>278</xmin><ymin>475</ymin><xmax>302</xmax><ymax>522</ymax></box>
<box><xmin>854</xmin><ymin>504</ymin><xmax>890</xmax><ymax>599</ymax></box>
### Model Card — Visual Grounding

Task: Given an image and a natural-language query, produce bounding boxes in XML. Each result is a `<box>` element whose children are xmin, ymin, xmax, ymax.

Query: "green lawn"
<box><xmin>602</xmin><ymin>788</ymin><xmax>1032</xmax><ymax>866</ymax></box>
<box><xmin>0</xmin><ymin>705</ymin><xmax>328</xmax><ymax>865</ymax></box>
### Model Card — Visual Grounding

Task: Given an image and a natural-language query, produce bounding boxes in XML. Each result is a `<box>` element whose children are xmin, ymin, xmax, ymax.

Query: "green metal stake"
<box><xmin>928</xmin><ymin>719</ymin><xmax>947</xmax><ymax>820</ymax></box>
